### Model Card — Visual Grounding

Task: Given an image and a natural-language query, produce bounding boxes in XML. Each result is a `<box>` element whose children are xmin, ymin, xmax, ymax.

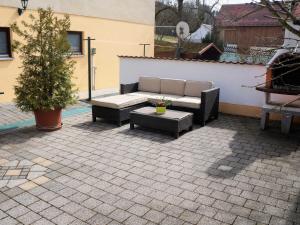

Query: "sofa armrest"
<box><xmin>120</xmin><ymin>83</ymin><xmax>139</xmax><ymax>94</ymax></box>
<box><xmin>200</xmin><ymin>87</ymin><xmax>220</xmax><ymax>125</ymax></box>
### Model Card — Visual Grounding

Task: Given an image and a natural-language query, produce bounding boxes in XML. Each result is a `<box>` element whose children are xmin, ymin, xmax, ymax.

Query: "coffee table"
<box><xmin>130</xmin><ymin>107</ymin><xmax>193</xmax><ymax>138</ymax></box>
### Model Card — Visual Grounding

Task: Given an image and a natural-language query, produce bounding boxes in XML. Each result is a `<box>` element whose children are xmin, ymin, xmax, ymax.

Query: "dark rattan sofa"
<box><xmin>92</xmin><ymin>77</ymin><xmax>220</xmax><ymax>126</ymax></box>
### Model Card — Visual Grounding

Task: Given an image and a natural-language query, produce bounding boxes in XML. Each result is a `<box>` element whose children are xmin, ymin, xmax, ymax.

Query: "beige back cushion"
<box><xmin>138</xmin><ymin>77</ymin><xmax>161</xmax><ymax>93</ymax></box>
<box><xmin>184</xmin><ymin>80</ymin><xmax>214</xmax><ymax>97</ymax></box>
<box><xmin>160</xmin><ymin>79</ymin><xmax>186</xmax><ymax>96</ymax></box>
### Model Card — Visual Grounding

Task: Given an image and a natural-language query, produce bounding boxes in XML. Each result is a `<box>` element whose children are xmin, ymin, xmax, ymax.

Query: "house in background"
<box><xmin>189</xmin><ymin>24</ymin><xmax>212</xmax><ymax>43</ymax></box>
<box><xmin>216</xmin><ymin>3</ymin><xmax>285</xmax><ymax>52</ymax></box>
<box><xmin>155</xmin><ymin>41</ymin><xmax>222</xmax><ymax>61</ymax></box>
<box><xmin>0</xmin><ymin>0</ymin><xmax>155</xmax><ymax>103</ymax></box>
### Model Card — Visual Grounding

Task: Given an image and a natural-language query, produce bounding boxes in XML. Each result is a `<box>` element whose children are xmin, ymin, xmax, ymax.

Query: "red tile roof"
<box><xmin>216</xmin><ymin>3</ymin><xmax>281</xmax><ymax>27</ymax></box>
<box><xmin>118</xmin><ymin>55</ymin><xmax>265</xmax><ymax>66</ymax></box>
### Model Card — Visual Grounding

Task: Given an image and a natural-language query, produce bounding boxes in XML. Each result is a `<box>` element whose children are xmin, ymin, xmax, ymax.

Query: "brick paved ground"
<box><xmin>0</xmin><ymin>104</ymin><xmax>32</xmax><ymax>125</ymax></box>
<box><xmin>0</xmin><ymin>112</ymin><xmax>299</xmax><ymax>225</ymax></box>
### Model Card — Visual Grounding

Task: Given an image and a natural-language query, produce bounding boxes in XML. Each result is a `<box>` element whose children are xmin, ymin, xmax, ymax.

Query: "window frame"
<box><xmin>0</xmin><ymin>27</ymin><xmax>12</xmax><ymax>58</ymax></box>
<box><xmin>67</xmin><ymin>31</ymin><xmax>83</xmax><ymax>56</ymax></box>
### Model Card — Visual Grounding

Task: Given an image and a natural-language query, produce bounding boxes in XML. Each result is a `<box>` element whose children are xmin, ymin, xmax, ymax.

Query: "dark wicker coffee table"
<box><xmin>130</xmin><ymin>107</ymin><xmax>193</xmax><ymax>138</ymax></box>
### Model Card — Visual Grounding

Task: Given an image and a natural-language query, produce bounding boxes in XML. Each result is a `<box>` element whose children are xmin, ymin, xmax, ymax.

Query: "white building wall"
<box><xmin>119</xmin><ymin>57</ymin><xmax>298</xmax><ymax>109</ymax></box>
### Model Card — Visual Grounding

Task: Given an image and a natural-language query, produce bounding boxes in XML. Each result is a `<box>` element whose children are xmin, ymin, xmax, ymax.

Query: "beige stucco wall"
<box><xmin>0</xmin><ymin>6</ymin><xmax>154</xmax><ymax>103</ymax></box>
<box><xmin>0</xmin><ymin>0</ymin><xmax>155</xmax><ymax>25</ymax></box>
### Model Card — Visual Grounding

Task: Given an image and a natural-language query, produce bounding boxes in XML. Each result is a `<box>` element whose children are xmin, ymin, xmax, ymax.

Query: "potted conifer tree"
<box><xmin>12</xmin><ymin>8</ymin><xmax>77</xmax><ymax>131</ymax></box>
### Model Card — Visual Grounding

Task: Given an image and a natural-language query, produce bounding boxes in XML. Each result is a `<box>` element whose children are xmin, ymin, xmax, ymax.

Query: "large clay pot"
<box><xmin>34</xmin><ymin>108</ymin><xmax>62</xmax><ymax>131</ymax></box>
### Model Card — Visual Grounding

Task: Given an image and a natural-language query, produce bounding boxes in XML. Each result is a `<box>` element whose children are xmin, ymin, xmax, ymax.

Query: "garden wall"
<box><xmin>119</xmin><ymin>57</ymin><xmax>298</xmax><ymax>118</ymax></box>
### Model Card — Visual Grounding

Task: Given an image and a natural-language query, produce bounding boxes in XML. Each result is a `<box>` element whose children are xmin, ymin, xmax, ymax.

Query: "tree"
<box><xmin>156</xmin><ymin>0</ymin><xmax>219</xmax><ymax>32</ymax></box>
<box><xmin>259</xmin><ymin>0</ymin><xmax>300</xmax><ymax>38</ymax></box>
<box><xmin>11</xmin><ymin>8</ymin><xmax>77</xmax><ymax>112</ymax></box>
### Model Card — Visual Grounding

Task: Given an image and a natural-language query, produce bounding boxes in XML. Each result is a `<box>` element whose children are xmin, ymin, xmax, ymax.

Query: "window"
<box><xmin>0</xmin><ymin>27</ymin><xmax>11</xmax><ymax>58</ymax></box>
<box><xmin>67</xmin><ymin>31</ymin><xmax>83</xmax><ymax>55</ymax></box>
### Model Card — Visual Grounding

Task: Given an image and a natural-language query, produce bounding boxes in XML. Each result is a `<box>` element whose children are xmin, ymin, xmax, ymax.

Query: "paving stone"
<box><xmin>128</xmin><ymin>204</ymin><xmax>150</xmax><ymax>216</ymax></box>
<box><xmin>263</xmin><ymin>204</ymin><xmax>285</xmax><ymax>217</ymax></box>
<box><xmin>95</xmin><ymin>203</ymin><xmax>116</xmax><ymax>215</ymax></box>
<box><xmin>70</xmin><ymin>219</ymin><xmax>89</xmax><ymax>225</ymax></box>
<box><xmin>144</xmin><ymin>209</ymin><xmax>167</xmax><ymax>223</ymax></box>
<box><xmin>19</xmin><ymin>181</ymin><xmax>38</xmax><ymax>191</ymax></box>
<box><xmin>269</xmin><ymin>216</ymin><xmax>293</xmax><ymax>225</ymax></box>
<box><xmin>244</xmin><ymin>200</ymin><xmax>265</xmax><ymax>211</ymax></box>
<box><xmin>40</xmin><ymin>206</ymin><xmax>63</xmax><ymax>220</ymax></box>
<box><xmin>180</xmin><ymin>190</ymin><xmax>199</xmax><ymax>201</ymax></box>
<box><xmin>212</xmin><ymin>200</ymin><xmax>233</xmax><ymax>211</ymax></box>
<box><xmin>161</xmin><ymin>216</ymin><xmax>185</xmax><ymax>225</ymax></box>
<box><xmin>51</xmin><ymin>212</ymin><xmax>76</xmax><ymax>225</ymax></box>
<box><xmin>240</xmin><ymin>191</ymin><xmax>259</xmax><ymax>201</ymax></box>
<box><xmin>0</xmin><ymin>216</ymin><xmax>19</xmax><ymax>225</ymax></box>
<box><xmin>32</xmin><ymin>218</ymin><xmax>55</xmax><ymax>225</ymax></box>
<box><xmin>0</xmin><ymin>199</ymin><xmax>18</xmax><ymax>211</ymax></box>
<box><xmin>0</xmin><ymin>193</ymin><xmax>9</xmax><ymax>203</ymax></box>
<box><xmin>28</xmin><ymin>186</ymin><xmax>48</xmax><ymax>196</ymax></box>
<box><xmin>13</xmin><ymin>192</ymin><xmax>39</xmax><ymax>206</ymax></box>
<box><xmin>181</xmin><ymin>199</ymin><xmax>199</xmax><ymax>211</ymax></box>
<box><xmin>124</xmin><ymin>215</ymin><xmax>148</xmax><ymax>225</ymax></box>
<box><xmin>147</xmin><ymin>199</ymin><xmax>168</xmax><ymax>211</ymax></box>
<box><xmin>197</xmin><ymin>205</ymin><xmax>217</xmax><ymax>218</ymax></box>
<box><xmin>214</xmin><ymin>211</ymin><xmax>236</xmax><ymax>224</ymax></box>
<box><xmin>107</xmin><ymin>221</ymin><xmax>122</xmax><ymax>225</ymax></box>
<box><xmin>196</xmin><ymin>195</ymin><xmax>215</xmax><ymax>206</ymax></box>
<box><xmin>211</xmin><ymin>190</ymin><xmax>228</xmax><ymax>201</ymax></box>
<box><xmin>32</xmin><ymin>176</ymin><xmax>50</xmax><ymax>185</ymax></box>
<box><xmin>82</xmin><ymin>197</ymin><xmax>102</xmax><ymax>209</ymax></box>
<box><xmin>198</xmin><ymin>216</ymin><xmax>221</xmax><ymax>225</ymax></box>
<box><xmin>18</xmin><ymin>211</ymin><xmax>41</xmax><ymax>225</ymax></box>
<box><xmin>227</xmin><ymin>195</ymin><xmax>246</xmax><ymax>206</ymax></box>
<box><xmin>249</xmin><ymin>210</ymin><xmax>271</xmax><ymax>224</ymax></box>
<box><xmin>109</xmin><ymin>209</ymin><xmax>131</xmax><ymax>223</ymax></box>
<box><xmin>113</xmin><ymin>198</ymin><xmax>134</xmax><ymax>210</ymax></box>
<box><xmin>6</xmin><ymin>169</ymin><xmax>21</xmax><ymax>176</ymax></box>
<box><xmin>69</xmin><ymin>192</ymin><xmax>89</xmax><ymax>203</ymax></box>
<box><xmin>179</xmin><ymin>210</ymin><xmax>202</xmax><ymax>224</ymax></box>
<box><xmin>73</xmin><ymin>207</ymin><xmax>96</xmax><ymax>221</ymax></box>
<box><xmin>7</xmin><ymin>205</ymin><xmax>29</xmax><ymax>218</ymax></box>
<box><xmin>230</xmin><ymin>205</ymin><xmax>251</xmax><ymax>218</ymax></box>
<box><xmin>0</xmin><ymin>210</ymin><xmax>7</xmax><ymax>219</ymax></box>
<box><xmin>208</xmin><ymin>182</ymin><xmax>226</xmax><ymax>192</ymax></box>
<box><xmin>28</xmin><ymin>200</ymin><xmax>51</xmax><ymax>213</ymax></box>
<box><xmin>49</xmin><ymin>196</ymin><xmax>70</xmax><ymax>208</ymax></box>
<box><xmin>88</xmin><ymin>214</ymin><xmax>112</xmax><ymax>225</ymax></box>
<box><xmin>233</xmin><ymin>216</ymin><xmax>256</xmax><ymax>225</ymax></box>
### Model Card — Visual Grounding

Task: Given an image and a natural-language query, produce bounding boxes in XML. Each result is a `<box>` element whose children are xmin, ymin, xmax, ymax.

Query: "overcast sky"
<box><xmin>206</xmin><ymin>0</ymin><xmax>252</xmax><ymax>8</ymax></box>
<box><xmin>167</xmin><ymin>0</ymin><xmax>253</xmax><ymax>9</ymax></box>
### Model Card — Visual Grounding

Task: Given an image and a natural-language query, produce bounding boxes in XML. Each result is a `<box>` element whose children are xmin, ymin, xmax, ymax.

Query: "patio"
<box><xmin>0</xmin><ymin>105</ymin><xmax>299</xmax><ymax>225</ymax></box>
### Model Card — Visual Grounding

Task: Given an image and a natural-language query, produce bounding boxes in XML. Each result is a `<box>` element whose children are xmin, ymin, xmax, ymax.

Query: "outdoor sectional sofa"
<box><xmin>91</xmin><ymin>77</ymin><xmax>220</xmax><ymax>126</ymax></box>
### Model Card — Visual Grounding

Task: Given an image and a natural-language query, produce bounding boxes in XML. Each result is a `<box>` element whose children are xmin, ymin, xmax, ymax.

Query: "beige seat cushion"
<box><xmin>147</xmin><ymin>94</ymin><xmax>182</xmax><ymax>105</ymax></box>
<box><xmin>172</xmin><ymin>96</ymin><xmax>201</xmax><ymax>109</ymax></box>
<box><xmin>91</xmin><ymin>94</ymin><xmax>147</xmax><ymax>109</ymax></box>
<box><xmin>161</xmin><ymin>78</ymin><xmax>186</xmax><ymax>96</ymax></box>
<box><xmin>138</xmin><ymin>77</ymin><xmax>161</xmax><ymax>93</ymax></box>
<box><xmin>128</xmin><ymin>91</ymin><xmax>159</xmax><ymax>99</ymax></box>
<box><xmin>184</xmin><ymin>80</ymin><xmax>214</xmax><ymax>97</ymax></box>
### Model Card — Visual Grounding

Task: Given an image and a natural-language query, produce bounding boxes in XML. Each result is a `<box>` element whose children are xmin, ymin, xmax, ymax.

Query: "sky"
<box><xmin>205</xmin><ymin>0</ymin><xmax>252</xmax><ymax>8</ymax></box>
<box><xmin>213</xmin><ymin>0</ymin><xmax>251</xmax><ymax>3</ymax></box>
<box><xmin>167</xmin><ymin>0</ymin><xmax>253</xmax><ymax>10</ymax></box>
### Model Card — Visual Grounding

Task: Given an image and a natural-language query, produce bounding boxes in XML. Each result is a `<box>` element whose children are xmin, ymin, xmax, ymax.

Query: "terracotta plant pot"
<box><xmin>34</xmin><ymin>108</ymin><xmax>62</xmax><ymax>131</ymax></box>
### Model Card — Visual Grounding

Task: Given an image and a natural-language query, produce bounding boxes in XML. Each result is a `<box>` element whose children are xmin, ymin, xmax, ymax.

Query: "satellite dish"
<box><xmin>176</xmin><ymin>21</ymin><xmax>190</xmax><ymax>40</ymax></box>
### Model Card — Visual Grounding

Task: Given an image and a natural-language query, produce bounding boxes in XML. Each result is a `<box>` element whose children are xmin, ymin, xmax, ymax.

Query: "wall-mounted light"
<box><xmin>18</xmin><ymin>0</ymin><xmax>29</xmax><ymax>16</ymax></box>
